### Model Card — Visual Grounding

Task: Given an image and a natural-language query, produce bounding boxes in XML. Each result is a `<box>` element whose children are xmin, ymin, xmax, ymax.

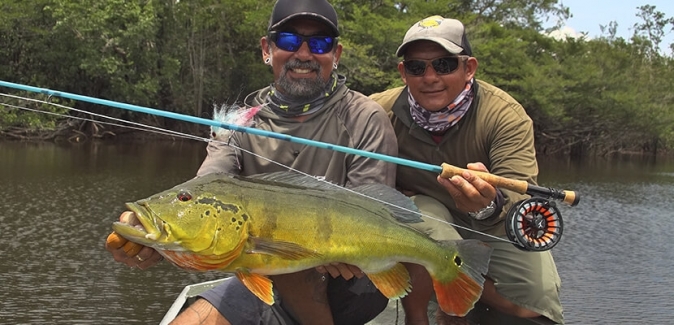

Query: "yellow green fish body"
<box><xmin>112</xmin><ymin>172</ymin><xmax>491</xmax><ymax>316</ymax></box>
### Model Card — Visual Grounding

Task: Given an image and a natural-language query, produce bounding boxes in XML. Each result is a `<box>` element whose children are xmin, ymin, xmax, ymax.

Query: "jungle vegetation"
<box><xmin>1</xmin><ymin>0</ymin><xmax>673</xmax><ymax>158</ymax></box>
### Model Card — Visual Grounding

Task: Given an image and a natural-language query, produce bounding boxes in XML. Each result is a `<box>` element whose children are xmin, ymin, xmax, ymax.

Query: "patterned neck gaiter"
<box><xmin>266</xmin><ymin>73</ymin><xmax>345</xmax><ymax>117</ymax></box>
<box><xmin>409</xmin><ymin>78</ymin><xmax>475</xmax><ymax>133</ymax></box>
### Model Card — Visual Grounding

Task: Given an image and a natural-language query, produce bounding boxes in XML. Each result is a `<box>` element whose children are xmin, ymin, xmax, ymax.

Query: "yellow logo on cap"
<box><xmin>418</xmin><ymin>15</ymin><xmax>444</xmax><ymax>28</ymax></box>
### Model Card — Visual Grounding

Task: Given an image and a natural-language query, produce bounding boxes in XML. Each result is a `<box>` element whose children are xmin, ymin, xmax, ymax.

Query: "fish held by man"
<box><xmin>111</xmin><ymin>172</ymin><xmax>492</xmax><ymax>316</ymax></box>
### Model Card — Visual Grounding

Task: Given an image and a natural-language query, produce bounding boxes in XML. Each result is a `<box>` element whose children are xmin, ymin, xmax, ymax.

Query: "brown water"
<box><xmin>1</xmin><ymin>140</ymin><xmax>672</xmax><ymax>324</ymax></box>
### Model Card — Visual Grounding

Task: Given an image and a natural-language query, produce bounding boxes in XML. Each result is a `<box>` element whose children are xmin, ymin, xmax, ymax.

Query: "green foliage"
<box><xmin>0</xmin><ymin>92</ymin><xmax>71</xmax><ymax>129</ymax></box>
<box><xmin>48</xmin><ymin>0</ymin><xmax>163</xmax><ymax>106</ymax></box>
<box><xmin>336</xmin><ymin>0</ymin><xmax>411</xmax><ymax>92</ymax></box>
<box><xmin>0</xmin><ymin>0</ymin><xmax>672</xmax><ymax>155</ymax></box>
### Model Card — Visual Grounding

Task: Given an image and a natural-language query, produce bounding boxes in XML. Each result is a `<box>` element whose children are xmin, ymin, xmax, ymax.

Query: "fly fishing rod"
<box><xmin>0</xmin><ymin>80</ymin><xmax>578</xmax><ymax>251</ymax></box>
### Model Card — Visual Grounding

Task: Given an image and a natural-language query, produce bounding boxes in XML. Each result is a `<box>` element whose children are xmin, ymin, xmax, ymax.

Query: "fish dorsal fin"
<box><xmin>235</xmin><ymin>270</ymin><xmax>274</xmax><ymax>305</ymax></box>
<box><xmin>247</xmin><ymin>172</ymin><xmax>421</xmax><ymax>223</ymax></box>
<box><xmin>249</xmin><ymin>237</ymin><xmax>323</xmax><ymax>260</ymax></box>
<box><xmin>366</xmin><ymin>262</ymin><xmax>412</xmax><ymax>300</ymax></box>
<box><xmin>246</xmin><ymin>171</ymin><xmax>338</xmax><ymax>190</ymax></box>
<box><xmin>352</xmin><ymin>183</ymin><xmax>422</xmax><ymax>223</ymax></box>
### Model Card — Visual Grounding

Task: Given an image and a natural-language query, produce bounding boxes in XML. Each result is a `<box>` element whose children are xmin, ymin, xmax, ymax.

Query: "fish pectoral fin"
<box><xmin>235</xmin><ymin>270</ymin><xmax>275</xmax><ymax>305</ymax></box>
<box><xmin>366</xmin><ymin>262</ymin><xmax>411</xmax><ymax>300</ymax></box>
<box><xmin>248</xmin><ymin>237</ymin><xmax>322</xmax><ymax>260</ymax></box>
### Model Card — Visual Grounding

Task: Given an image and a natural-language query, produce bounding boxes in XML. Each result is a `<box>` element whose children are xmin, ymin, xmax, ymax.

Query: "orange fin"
<box><xmin>236</xmin><ymin>270</ymin><xmax>275</xmax><ymax>305</ymax></box>
<box><xmin>249</xmin><ymin>236</ymin><xmax>322</xmax><ymax>260</ymax></box>
<box><xmin>366</xmin><ymin>263</ymin><xmax>411</xmax><ymax>299</ymax></box>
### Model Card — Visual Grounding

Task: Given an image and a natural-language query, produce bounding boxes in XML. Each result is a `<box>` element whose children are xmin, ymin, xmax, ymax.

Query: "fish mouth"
<box><xmin>111</xmin><ymin>202</ymin><xmax>164</xmax><ymax>247</ymax></box>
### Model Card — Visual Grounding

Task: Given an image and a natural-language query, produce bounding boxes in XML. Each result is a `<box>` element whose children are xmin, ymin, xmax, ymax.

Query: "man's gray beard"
<box><xmin>276</xmin><ymin>62</ymin><xmax>330</xmax><ymax>100</ymax></box>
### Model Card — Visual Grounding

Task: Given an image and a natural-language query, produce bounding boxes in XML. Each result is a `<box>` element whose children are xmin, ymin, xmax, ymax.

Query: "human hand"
<box><xmin>315</xmin><ymin>263</ymin><xmax>365</xmax><ymax>280</ymax></box>
<box><xmin>437</xmin><ymin>162</ymin><xmax>497</xmax><ymax>213</ymax></box>
<box><xmin>105</xmin><ymin>211</ymin><xmax>163</xmax><ymax>270</ymax></box>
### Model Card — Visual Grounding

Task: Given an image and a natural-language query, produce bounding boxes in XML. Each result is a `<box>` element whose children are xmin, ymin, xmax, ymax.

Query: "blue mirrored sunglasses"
<box><xmin>269</xmin><ymin>31</ymin><xmax>337</xmax><ymax>54</ymax></box>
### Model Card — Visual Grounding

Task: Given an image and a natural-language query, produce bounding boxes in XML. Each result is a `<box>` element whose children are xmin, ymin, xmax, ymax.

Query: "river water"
<box><xmin>1</xmin><ymin>140</ymin><xmax>672</xmax><ymax>324</ymax></box>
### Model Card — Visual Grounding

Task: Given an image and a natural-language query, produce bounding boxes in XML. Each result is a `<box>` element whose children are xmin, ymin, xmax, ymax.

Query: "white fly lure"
<box><xmin>210</xmin><ymin>104</ymin><xmax>261</xmax><ymax>141</ymax></box>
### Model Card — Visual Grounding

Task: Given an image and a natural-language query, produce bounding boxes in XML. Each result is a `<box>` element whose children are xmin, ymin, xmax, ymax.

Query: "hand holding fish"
<box><xmin>315</xmin><ymin>263</ymin><xmax>364</xmax><ymax>280</ymax></box>
<box><xmin>105</xmin><ymin>211</ymin><xmax>163</xmax><ymax>269</ymax></box>
<box><xmin>437</xmin><ymin>162</ymin><xmax>497</xmax><ymax>214</ymax></box>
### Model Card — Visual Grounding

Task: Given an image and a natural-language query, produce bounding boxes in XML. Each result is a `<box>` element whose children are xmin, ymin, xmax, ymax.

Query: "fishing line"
<box><xmin>0</xmin><ymin>93</ymin><xmax>203</xmax><ymax>140</ymax></box>
<box><xmin>0</xmin><ymin>91</ymin><xmax>514</xmax><ymax>244</ymax></box>
<box><xmin>0</xmin><ymin>102</ymin><xmax>185</xmax><ymax>139</ymax></box>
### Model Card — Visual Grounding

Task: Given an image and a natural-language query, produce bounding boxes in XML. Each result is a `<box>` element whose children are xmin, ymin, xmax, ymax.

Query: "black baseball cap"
<box><xmin>268</xmin><ymin>0</ymin><xmax>340</xmax><ymax>36</ymax></box>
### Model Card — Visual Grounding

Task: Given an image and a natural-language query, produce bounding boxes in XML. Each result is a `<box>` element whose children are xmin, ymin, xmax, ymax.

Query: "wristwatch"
<box><xmin>468</xmin><ymin>200</ymin><xmax>496</xmax><ymax>220</ymax></box>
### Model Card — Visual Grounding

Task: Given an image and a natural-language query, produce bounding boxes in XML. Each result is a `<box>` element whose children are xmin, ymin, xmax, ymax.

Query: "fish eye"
<box><xmin>177</xmin><ymin>191</ymin><xmax>192</xmax><ymax>202</ymax></box>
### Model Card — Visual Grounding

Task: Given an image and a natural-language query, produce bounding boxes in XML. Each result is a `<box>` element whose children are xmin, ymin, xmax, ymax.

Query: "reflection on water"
<box><xmin>538</xmin><ymin>156</ymin><xmax>674</xmax><ymax>324</ymax></box>
<box><xmin>0</xmin><ymin>140</ymin><xmax>222</xmax><ymax>324</ymax></box>
<box><xmin>0</xmin><ymin>141</ymin><xmax>672</xmax><ymax>324</ymax></box>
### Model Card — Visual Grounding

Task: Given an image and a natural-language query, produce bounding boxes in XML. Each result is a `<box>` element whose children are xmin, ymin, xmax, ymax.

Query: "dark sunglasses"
<box><xmin>403</xmin><ymin>56</ymin><xmax>466</xmax><ymax>76</ymax></box>
<box><xmin>269</xmin><ymin>31</ymin><xmax>337</xmax><ymax>54</ymax></box>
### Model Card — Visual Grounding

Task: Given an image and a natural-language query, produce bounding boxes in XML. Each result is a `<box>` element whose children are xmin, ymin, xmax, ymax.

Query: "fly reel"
<box><xmin>505</xmin><ymin>197</ymin><xmax>563</xmax><ymax>251</ymax></box>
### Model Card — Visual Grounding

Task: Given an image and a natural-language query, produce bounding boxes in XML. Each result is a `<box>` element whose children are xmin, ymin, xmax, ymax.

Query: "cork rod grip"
<box><xmin>439</xmin><ymin>163</ymin><xmax>580</xmax><ymax>206</ymax></box>
<box><xmin>440</xmin><ymin>163</ymin><xmax>529</xmax><ymax>193</ymax></box>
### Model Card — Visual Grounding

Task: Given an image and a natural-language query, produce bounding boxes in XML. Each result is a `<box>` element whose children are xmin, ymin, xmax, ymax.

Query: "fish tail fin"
<box><xmin>431</xmin><ymin>239</ymin><xmax>492</xmax><ymax>316</ymax></box>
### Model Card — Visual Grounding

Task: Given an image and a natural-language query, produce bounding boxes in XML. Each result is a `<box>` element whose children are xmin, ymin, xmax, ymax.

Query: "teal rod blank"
<box><xmin>0</xmin><ymin>80</ymin><xmax>442</xmax><ymax>173</ymax></box>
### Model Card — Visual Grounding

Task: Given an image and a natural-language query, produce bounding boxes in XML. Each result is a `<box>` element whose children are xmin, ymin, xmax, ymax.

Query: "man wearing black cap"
<box><xmin>166</xmin><ymin>0</ymin><xmax>397</xmax><ymax>324</ymax></box>
<box><xmin>371</xmin><ymin>16</ymin><xmax>564</xmax><ymax>324</ymax></box>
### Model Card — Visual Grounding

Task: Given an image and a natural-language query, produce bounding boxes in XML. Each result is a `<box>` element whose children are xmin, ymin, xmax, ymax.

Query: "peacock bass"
<box><xmin>111</xmin><ymin>172</ymin><xmax>492</xmax><ymax>316</ymax></box>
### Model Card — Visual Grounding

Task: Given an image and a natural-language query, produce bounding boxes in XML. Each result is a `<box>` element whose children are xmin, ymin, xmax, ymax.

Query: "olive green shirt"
<box><xmin>370</xmin><ymin>80</ymin><xmax>538</xmax><ymax>236</ymax></box>
<box><xmin>198</xmin><ymin>82</ymin><xmax>397</xmax><ymax>188</ymax></box>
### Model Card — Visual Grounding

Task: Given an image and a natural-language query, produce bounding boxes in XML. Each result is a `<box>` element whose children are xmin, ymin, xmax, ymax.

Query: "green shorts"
<box><xmin>408</xmin><ymin>195</ymin><xmax>564</xmax><ymax>324</ymax></box>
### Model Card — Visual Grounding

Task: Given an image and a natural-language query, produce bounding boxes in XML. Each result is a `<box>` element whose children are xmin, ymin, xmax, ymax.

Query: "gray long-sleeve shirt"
<box><xmin>198</xmin><ymin>82</ymin><xmax>398</xmax><ymax>188</ymax></box>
